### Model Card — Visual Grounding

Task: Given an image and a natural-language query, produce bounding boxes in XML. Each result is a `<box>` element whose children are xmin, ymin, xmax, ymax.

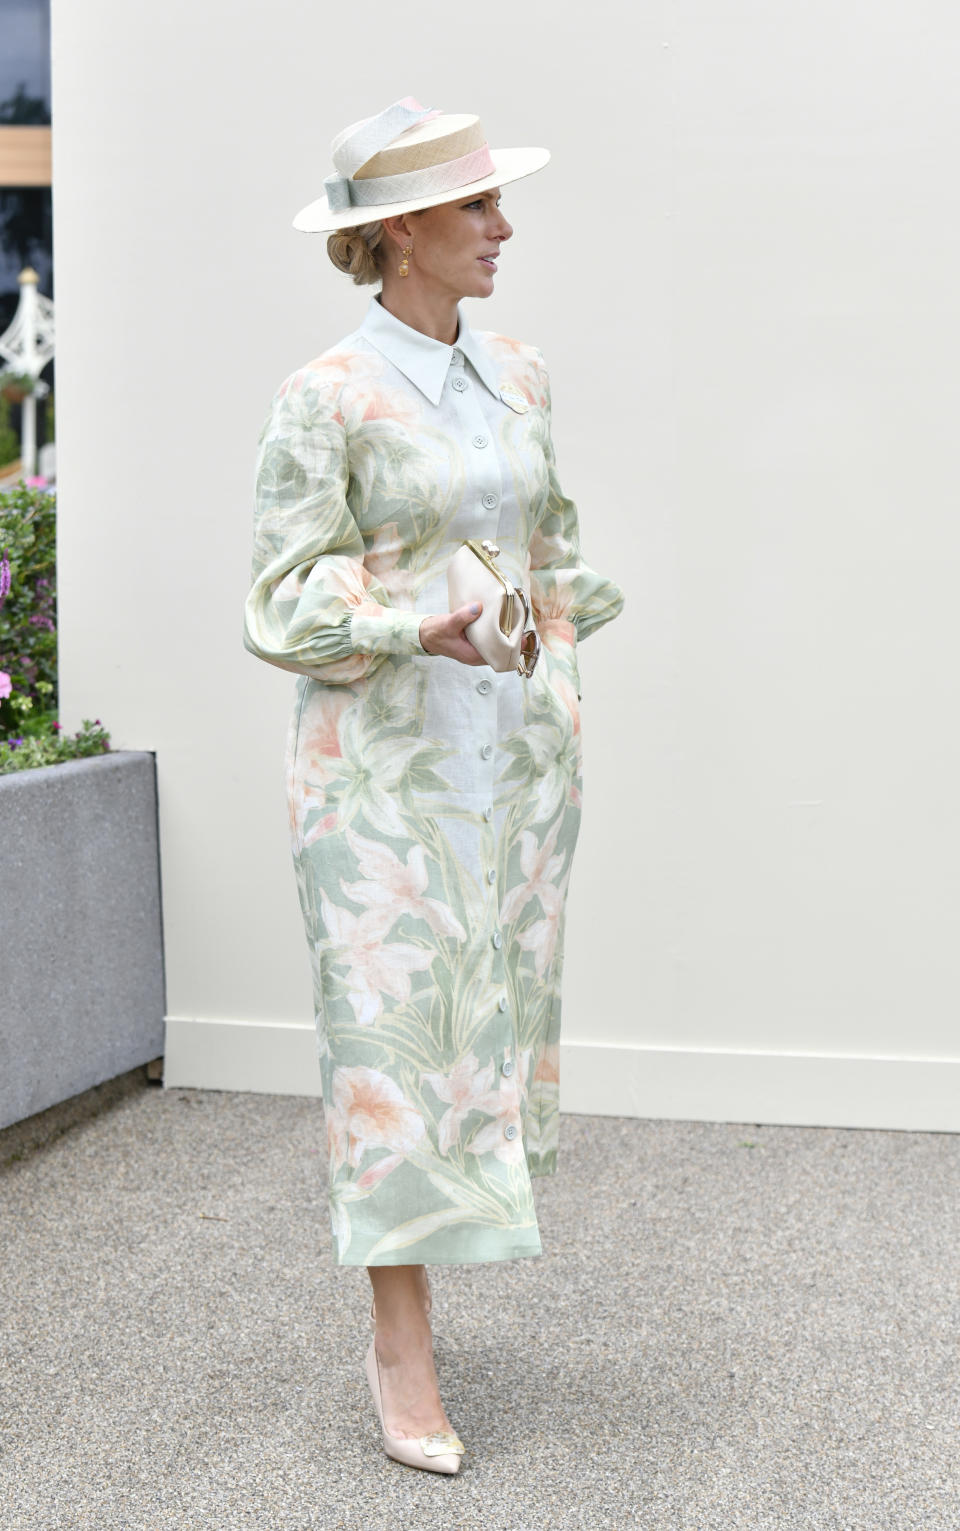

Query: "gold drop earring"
<box><xmin>398</xmin><ymin>245</ymin><xmax>413</xmax><ymax>278</ymax></box>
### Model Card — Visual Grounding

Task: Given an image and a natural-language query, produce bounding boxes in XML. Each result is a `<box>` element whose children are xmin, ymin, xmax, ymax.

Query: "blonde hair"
<box><xmin>326</xmin><ymin>221</ymin><xmax>386</xmax><ymax>285</ymax></box>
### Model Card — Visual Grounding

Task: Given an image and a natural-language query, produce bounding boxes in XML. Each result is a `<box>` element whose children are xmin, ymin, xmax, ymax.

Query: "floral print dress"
<box><xmin>244</xmin><ymin>295</ymin><xmax>624</xmax><ymax>1266</ymax></box>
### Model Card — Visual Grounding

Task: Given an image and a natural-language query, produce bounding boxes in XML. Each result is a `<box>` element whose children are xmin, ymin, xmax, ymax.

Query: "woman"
<box><xmin>243</xmin><ymin>97</ymin><xmax>624</xmax><ymax>1475</ymax></box>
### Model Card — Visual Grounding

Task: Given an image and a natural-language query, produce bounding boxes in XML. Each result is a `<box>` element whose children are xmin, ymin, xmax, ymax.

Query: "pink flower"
<box><xmin>25</xmin><ymin>475</ymin><xmax>47</xmax><ymax>489</ymax></box>
<box><xmin>319</xmin><ymin>891</ymin><xmax>435</xmax><ymax>1026</ymax></box>
<box><xmin>355</xmin><ymin>1152</ymin><xmax>405</xmax><ymax>1190</ymax></box>
<box><xmin>534</xmin><ymin>1042</ymin><xmax>560</xmax><ymax>1085</ymax></box>
<box><xmin>500</xmin><ymin>820</ymin><xmax>566</xmax><ymax>927</ymax></box>
<box><xmin>550</xmin><ymin>667</ymin><xmax>581</xmax><ymax>736</ymax></box>
<box><xmin>500</xmin><ymin>822</ymin><xmax>572</xmax><ymax>978</ymax></box>
<box><xmin>364</xmin><ymin>522</ymin><xmax>417</xmax><ymax>608</ymax></box>
<box><xmin>465</xmin><ymin>1047</ymin><xmax>534</xmax><ymax>1166</ymax></box>
<box><xmin>290</xmin><ymin>687</ymin><xmax>354</xmax><ymax>850</ymax></box>
<box><xmin>421</xmin><ymin>1051</ymin><xmax>496</xmax><ymax>1153</ymax></box>
<box><xmin>516</xmin><ymin>888</ymin><xmax>568</xmax><ymax>978</ymax></box>
<box><xmin>340</xmin><ymin>828</ymin><xmax>467</xmax><ymax>942</ymax></box>
<box><xmin>530</xmin><ymin>565</ymin><xmax>578</xmax><ymax>624</ymax></box>
<box><xmin>326</xmin><ymin>1064</ymin><xmax>426</xmax><ymax>1172</ymax></box>
<box><xmin>0</xmin><ymin>671</ymin><xmax>11</xmax><ymax>700</ymax></box>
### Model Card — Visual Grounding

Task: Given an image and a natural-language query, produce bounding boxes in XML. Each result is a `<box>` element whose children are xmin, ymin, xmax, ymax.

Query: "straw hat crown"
<box><xmin>293</xmin><ymin>97</ymin><xmax>549</xmax><ymax>233</ymax></box>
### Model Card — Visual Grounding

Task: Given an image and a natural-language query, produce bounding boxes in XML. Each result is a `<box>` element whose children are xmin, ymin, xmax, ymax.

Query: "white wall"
<box><xmin>51</xmin><ymin>0</ymin><xmax>960</xmax><ymax>1130</ymax></box>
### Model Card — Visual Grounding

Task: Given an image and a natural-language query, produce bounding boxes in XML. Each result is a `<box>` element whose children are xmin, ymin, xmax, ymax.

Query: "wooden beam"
<box><xmin>0</xmin><ymin>127</ymin><xmax>52</xmax><ymax>188</ymax></box>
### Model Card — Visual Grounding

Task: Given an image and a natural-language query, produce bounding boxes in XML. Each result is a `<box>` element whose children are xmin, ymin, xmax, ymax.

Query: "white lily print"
<box><xmin>500</xmin><ymin>820</ymin><xmax>567</xmax><ymax>928</ymax></box>
<box><xmin>340</xmin><ymin>826</ymin><xmax>466</xmax><ymax>943</ymax></box>
<box><xmin>319</xmin><ymin>892</ymin><xmax>434</xmax><ymax>1026</ymax></box>
<box><xmin>246</xmin><ymin>296</ymin><xmax>624</xmax><ymax>1266</ymax></box>
<box><xmin>421</xmin><ymin>1051</ymin><xmax>497</xmax><ymax>1153</ymax></box>
<box><xmin>465</xmin><ymin>1047</ymin><xmax>534</xmax><ymax>1166</ymax></box>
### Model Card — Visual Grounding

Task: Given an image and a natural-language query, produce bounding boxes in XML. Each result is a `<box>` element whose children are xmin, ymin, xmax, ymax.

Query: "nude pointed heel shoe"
<box><xmin>365</xmin><ymin>1335</ymin><xmax>465</xmax><ymax>1474</ymax></box>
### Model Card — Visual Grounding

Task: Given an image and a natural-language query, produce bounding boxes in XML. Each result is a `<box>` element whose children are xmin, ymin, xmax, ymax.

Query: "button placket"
<box><xmin>455</xmin><ymin>361</ymin><xmax>503</xmax><ymax>536</ymax></box>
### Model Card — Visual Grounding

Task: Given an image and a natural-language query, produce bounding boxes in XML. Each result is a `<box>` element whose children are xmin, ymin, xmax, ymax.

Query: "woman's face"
<box><xmin>395</xmin><ymin>189</ymin><xmax>513</xmax><ymax>300</ymax></box>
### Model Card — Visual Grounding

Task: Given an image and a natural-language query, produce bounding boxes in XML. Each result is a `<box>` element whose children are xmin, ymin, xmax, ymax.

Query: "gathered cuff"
<box><xmin>348</xmin><ymin>608</ymin><xmax>425</xmax><ymax>657</ymax></box>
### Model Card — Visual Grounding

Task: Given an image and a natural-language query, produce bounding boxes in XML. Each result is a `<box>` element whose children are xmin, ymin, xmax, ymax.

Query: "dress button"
<box><xmin>481</xmin><ymin>492</ymin><xmax>498</xmax><ymax>510</ymax></box>
<box><xmin>476</xmin><ymin>678</ymin><xmax>492</xmax><ymax>694</ymax></box>
<box><xmin>487</xmin><ymin>868</ymin><xmax>497</xmax><ymax>884</ymax></box>
<box><xmin>498</xmin><ymin>995</ymin><xmax>508</xmax><ymax>1011</ymax></box>
<box><xmin>472</xmin><ymin>434</ymin><xmax>488</xmax><ymax>449</ymax></box>
<box><xmin>501</xmin><ymin>1059</ymin><xmax>514</xmax><ymax>1077</ymax></box>
<box><xmin>483</xmin><ymin>806</ymin><xmax>493</xmax><ymax>822</ymax></box>
<box><xmin>452</xmin><ymin>376</ymin><xmax>468</xmax><ymax>392</ymax></box>
<box><xmin>451</xmin><ymin>349</ymin><xmax>463</xmax><ymax>364</ymax></box>
<box><xmin>503</xmin><ymin>1123</ymin><xmax>518</xmax><ymax>1140</ymax></box>
<box><xmin>480</xmin><ymin>743</ymin><xmax>493</xmax><ymax>760</ymax></box>
<box><xmin>492</xmin><ymin>931</ymin><xmax>503</xmax><ymax>949</ymax></box>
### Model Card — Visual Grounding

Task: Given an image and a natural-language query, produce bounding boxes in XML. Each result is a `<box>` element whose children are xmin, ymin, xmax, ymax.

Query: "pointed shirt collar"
<box><xmin>359</xmin><ymin>295</ymin><xmax>502</xmax><ymax>406</ymax></box>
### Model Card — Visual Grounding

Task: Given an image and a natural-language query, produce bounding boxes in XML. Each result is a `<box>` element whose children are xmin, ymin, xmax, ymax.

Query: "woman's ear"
<box><xmin>382</xmin><ymin>213</ymin><xmax>414</xmax><ymax>251</ymax></box>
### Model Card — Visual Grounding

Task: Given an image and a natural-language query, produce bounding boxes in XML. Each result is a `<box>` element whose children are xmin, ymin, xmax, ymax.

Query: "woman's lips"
<box><xmin>479</xmin><ymin>256</ymin><xmax>498</xmax><ymax>270</ymax></box>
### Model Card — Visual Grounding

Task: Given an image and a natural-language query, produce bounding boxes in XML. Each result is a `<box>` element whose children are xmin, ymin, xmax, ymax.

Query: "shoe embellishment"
<box><xmin>420</xmin><ymin>1431</ymin><xmax>466</xmax><ymax>1457</ymax></box>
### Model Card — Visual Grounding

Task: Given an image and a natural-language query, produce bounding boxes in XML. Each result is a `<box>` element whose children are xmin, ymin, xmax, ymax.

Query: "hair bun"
<box><xmin>326</xmin><ymin>222</ymin><xmax>385</xmax><ymax>285</ymax></box>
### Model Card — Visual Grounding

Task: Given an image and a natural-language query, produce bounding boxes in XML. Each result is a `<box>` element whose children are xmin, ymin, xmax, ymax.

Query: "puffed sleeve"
<box><xmin>528</xmin><ymin>351</ymin><xmax>625</xmax><ymax>649</ymax></box>
<box><xmin>243</xmin><ymin>366</ymin><xmax>425</xmax><ymax>684</ymax></box>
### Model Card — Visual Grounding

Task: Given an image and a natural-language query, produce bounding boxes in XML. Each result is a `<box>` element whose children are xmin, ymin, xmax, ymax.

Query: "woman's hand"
<box><xmin>419</xmin><ymin>604</ymin><xmax>488</xmax><ymax>666</ymax></box>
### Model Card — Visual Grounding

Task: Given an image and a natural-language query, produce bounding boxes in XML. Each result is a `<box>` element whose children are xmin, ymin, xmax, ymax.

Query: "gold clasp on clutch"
<box><xmin>514</xmin><ymin>589</ymin><xmax>541</xmax><ymax>678</ymax></box>
<box><xmin>518</xmin><ymin>627</ymin><xmax>541</xmax><ymax>677</ymax></box>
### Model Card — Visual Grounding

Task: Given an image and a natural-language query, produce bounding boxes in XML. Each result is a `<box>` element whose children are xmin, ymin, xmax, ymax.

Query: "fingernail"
<box><xmin>470</xmin><ymin>603</ymin><xmax>480</xmax><ymax>615</ymax></box>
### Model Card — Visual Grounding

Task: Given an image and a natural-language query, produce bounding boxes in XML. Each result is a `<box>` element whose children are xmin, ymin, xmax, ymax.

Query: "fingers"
<box><xmin>418</xmin><ymin>607</ymin><xmax>488</xmax><ymax>666</ymax></box>
<box><xmin>449</xmin><ymin>601</ymin><xmax>482</xmax><ymax>634</ymax></box>
<box><xmin>449</xmin><ymin>637</ymin><xmax>486</xmax><ymax>665</ymax></box>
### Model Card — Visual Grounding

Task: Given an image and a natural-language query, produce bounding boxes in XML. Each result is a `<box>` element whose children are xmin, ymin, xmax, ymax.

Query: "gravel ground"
<box><xmin>1</xmin><ymin>1070</ymin><xmax>958</xmax><ymax>1530</ymax></box>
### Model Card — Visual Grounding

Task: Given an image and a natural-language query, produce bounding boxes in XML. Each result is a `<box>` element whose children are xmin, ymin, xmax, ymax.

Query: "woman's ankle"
<box><xmin>374</xmin><ymin>1312</ymin><xmax>434</xmax><ymax>1354</ymax></box>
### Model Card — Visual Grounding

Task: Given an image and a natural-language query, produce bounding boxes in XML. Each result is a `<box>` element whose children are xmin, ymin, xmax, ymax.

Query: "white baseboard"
<box><xmin>162</xmin><ymin>1017</ymin><xmax>960</xmax><ymax>1133</ymax></box>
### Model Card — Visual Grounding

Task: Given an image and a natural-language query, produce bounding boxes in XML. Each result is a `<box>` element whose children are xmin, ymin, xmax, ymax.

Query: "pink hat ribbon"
<box><xmin>323</xmin><ymin>97</ymin><xmax>495</xmax><ymax>214</ymax></box>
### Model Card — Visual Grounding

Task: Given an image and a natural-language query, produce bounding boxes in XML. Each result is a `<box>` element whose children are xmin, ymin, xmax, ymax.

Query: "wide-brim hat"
<box><xmin>292</xmin><ymin>96</ymin><xmax>550</xmax><ymax>233</ymax></box>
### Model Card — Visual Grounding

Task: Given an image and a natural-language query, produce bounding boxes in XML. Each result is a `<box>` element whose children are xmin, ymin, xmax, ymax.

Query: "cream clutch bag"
<box><xmin>446</xmin><ymin>539</ymin><xmax>541</xmax><ymax>677</ymax></box>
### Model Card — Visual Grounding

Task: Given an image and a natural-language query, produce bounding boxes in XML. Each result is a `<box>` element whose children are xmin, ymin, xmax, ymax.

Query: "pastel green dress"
<box><xmin>244</xmin><ymin>295</ymin><xmax>624</xmax><ymax>1266</ymax></box>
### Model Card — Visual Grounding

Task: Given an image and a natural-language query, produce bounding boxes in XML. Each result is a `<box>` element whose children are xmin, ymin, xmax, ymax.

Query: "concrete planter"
<box><xmin>0</xmin><ymin>751</ymin><xmax>165</xmax><ymax>1130</ymax></box>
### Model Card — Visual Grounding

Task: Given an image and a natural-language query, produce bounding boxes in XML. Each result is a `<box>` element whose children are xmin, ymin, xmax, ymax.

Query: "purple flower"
<box><xmin>0</xmin><ymin>554</ymin><xmax>10</xmax><ymax>608</ymax></box>
<box><xmin>8</xmin><ymin>736</ymin><xmax>23</xmax><ymax>748</ymax></box>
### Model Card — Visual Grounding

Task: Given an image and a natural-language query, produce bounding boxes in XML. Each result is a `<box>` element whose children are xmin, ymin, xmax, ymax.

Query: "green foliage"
<box><xmin>0</xmin><ymin>481</ymin><xmax>57</xmax><ymax>736</ymax></box>
<box><xmin>0</xmin><ymin>717</ymin><xmax>111</xmax><ymax>775</ymax></box>
<box><xmin>0</xmin><ymin>395</ymin><xmax>18</xmax><ymax>468</ymax></box>
<box><xmin>0</xmin><ymin>370</ymin><xmax>35</xmax><ymax>396</ymax></box>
